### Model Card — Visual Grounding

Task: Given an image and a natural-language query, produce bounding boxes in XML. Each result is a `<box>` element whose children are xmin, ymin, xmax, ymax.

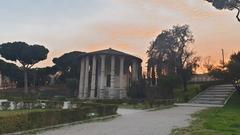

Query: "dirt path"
<box><xmin>38</xmin><ymin>106</ymin><xmax>205</xmax><ymax>135</ymax></box>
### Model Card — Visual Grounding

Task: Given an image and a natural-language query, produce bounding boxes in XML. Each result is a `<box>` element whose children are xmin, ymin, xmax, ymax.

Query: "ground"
<box><xmin>38</xmin><ymin>106</ymin><xmax>204</xmax><ymax>135</ymax></box>
<box><xmin>172</xmin><ymin>92</ymin><xmax>240</xmax><ymax>135</ymax></box>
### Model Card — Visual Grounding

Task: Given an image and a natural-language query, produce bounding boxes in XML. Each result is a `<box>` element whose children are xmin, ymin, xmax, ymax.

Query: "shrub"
<box><xmin>199</xmin><ymin>81</ymin><xmax>224</xmax><ymax>91</ymax></box>
<box><xmin>0</xmin><ymin>102</ymin><xmax>10</xmax><ymax>111</ymax></box>
<box><xmin>128</xmin><ymin>80</ymin><xmax>146</xmax><ymax>99</ymax></box>
<box><xmin>0</xmin><ymin>104</ymin><xmax>117</xmax><ymax>134</ymax></box>
<box><xmin>66</xmin><ymin>78</ymin><xmax>79</xmax><ymax>97</ymax></box>
<box><xmin>184</xmin><ymin>84</ymin><xmax>201</xmax><ymax>101</ymax></box>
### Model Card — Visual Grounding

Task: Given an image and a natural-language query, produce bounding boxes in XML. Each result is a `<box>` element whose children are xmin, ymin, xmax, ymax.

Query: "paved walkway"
<box><xmin>38</xmin><ymin>106</ymin><xmax>205</xmax><ymax>135</ymax></box>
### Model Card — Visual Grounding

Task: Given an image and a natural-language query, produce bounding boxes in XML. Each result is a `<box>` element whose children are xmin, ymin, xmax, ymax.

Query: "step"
<box><xmin>198</xmin><ymin>95</ymin><xmax>228</xmax><ymax>98</ymax></box>
<box><xmin>210</xmin><ymin>87</ymin><xmax>235</xmax><ymax>90</ymax></box>
<box><xmin>193</xmin><ymin>98</ymin><xmax>225</xmax><ymax>102</ymax></box>
<box><xmin>189</xmin><ymin>84</ymin><xmax>236</xmax><ymax>106</ymax></box>
<box><xmin>207</xmin><ymin>90</ymin><xmax>234</xmax><ymax>92</ymax></box>
<box><xmin>175</xmin><ymin>103</ymin><xmax>224</xmax><ymax>107</ymax></box>
<box><xmin>203</xmin><ymin>91</ymin><xmax>232</xmax><ymax>95</ymax></box>
<box><xmin>191</xmin><ymin>100</ymin><xmax>224</xmax><ymax>105</ymax></box>
<box><xmin>217</xmin><ymin>84</ymin><xmax>234</xmax><ymax>87</ymax></box>
<box><xmin>212</xmin><ymin>87</ymin><xmax>235</xmax><ymax>89</ymax></box>
<box><xmin>196</xmin><ymin>97</ymin><xmax>226</xmax><ymax>101</ymax></box>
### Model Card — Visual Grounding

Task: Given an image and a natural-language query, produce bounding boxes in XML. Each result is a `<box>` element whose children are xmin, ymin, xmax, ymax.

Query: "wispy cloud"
<box><xmin>0</xmin><ymin>0</ymin><xmax>239</xmax><ymax>70</ymax></box>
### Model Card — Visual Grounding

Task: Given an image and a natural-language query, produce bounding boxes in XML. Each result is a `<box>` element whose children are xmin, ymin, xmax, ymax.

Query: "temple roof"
<box><xmin>87</xmin><ymin>48</ymin><xmax>142</xmax><ymax>62</ymax></box>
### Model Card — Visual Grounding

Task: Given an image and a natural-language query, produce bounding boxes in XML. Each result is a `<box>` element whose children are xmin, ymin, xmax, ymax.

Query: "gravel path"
<box><xmin>38</xmin><ymin>106</ymin><xmax>205</xmax><ymax>135</ymax></box>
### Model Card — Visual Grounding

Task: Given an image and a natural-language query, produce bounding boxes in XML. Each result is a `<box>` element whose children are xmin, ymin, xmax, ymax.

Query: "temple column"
<box><xmin>78</xmin><ymin>58</ymin><xmax>85</xmax><ymax>99</ymax></box>
<box><xmin>84</xmin><ymin>56</ymin><xmax>89</xmax><ymax>98</ymax></box>
<box><xmin>110</xmin><ymin>55</ymin><xmax>115</xmax><ymax>99</ymax></box>
<box><xmin>100</xmin><ymin>55</ymin><xmax>106</xmax><ymax>99</ymax></box>
<box><xmin>132</xmin><ymin>60</ymin><xmax>139</xmax><ymax>81</ymax></box>
<box><xmin>119</xmin><ymin>57</ymin><xmax>125</xmax><ymax>99</ymax></box>
<box><xmin>90</xmin><ymin>56</ymin><xmax>97</xmax><ymax>99</ymax></box>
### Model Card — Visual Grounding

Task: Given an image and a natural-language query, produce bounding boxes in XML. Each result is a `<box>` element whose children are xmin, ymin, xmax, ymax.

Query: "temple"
<box><xmin>78</xmin><ymin>48</ymin><xmax>142</xmax><ymax>99</ymax></box>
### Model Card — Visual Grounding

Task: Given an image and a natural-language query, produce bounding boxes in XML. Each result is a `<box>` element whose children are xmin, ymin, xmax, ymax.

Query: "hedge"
<box><xmin>0</xmin><ymin>104</ymin><xmax>117</xmax><ymax>134</ymax></box>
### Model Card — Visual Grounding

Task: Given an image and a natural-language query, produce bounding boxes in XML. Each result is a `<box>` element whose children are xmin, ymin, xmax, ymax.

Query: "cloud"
<box><xmin>2</xmin><ymin>0</ymin><xmax>239</xmax><ymax>72</ymax></box>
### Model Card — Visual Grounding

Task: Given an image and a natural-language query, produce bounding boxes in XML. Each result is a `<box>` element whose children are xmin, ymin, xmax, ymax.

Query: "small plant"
<box><xmin>1</xmin><ymin>102</ymin><xmax>10</xmax><ymax>110</ymax></box>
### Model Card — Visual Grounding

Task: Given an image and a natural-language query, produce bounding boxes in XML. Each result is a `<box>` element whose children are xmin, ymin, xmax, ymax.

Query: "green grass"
<box><xmin>174</xmin><ymin>84</ymin><xmax>202</xmax><ymax>102</ymax></box>
<box><xmin>172</xmin><ymin>92</ymin><xmax>240</xmax><ymax>135</ymax></box>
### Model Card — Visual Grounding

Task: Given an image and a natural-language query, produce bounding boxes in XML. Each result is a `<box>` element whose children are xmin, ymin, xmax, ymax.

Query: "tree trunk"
<box><xmin>151</xmin><ymin>65</ymin><xmax>156</xmax><ymax>86</ymax></box>
<box><xmin>183</xmin><ymin>81</ymin><xmax>187</xmax><ymax>92</ymax></box>
<box><xmin>24</xmin><ymin>70</ymin><xmax>28</xmax><ymax>94</ymax></box>
<box><xmin>183</xmin><ymin>80</ymin><xmax>188</xmax><ymax>101</ymax></box>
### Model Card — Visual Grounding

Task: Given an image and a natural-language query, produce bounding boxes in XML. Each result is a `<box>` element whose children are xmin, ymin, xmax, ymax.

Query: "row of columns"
<box><xmin>119</xmin><ymin>57</ymin><xmax>125</xmax><ymax>99</ymax></box>
<box><xmin>147</xmin><ymin>65</ymin><xmax>158</xmax><ymax>87</ymax></box>
<box><xmin>78</xmin><ymin>55</ymin><xmax>139</xmax><ymax>99</ymax></box>
<box><xmin>100</xmin><ymin>55</ymin><xmax>106</xmax><ymax>98</ymax></box>
<box><xmin>90</xmin><ymin>56</ymin><xmax>97</xmax><ymax>98</ymax></box>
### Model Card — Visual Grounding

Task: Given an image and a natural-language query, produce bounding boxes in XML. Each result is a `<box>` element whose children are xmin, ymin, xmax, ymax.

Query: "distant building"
<box><xmin>78</xmin><ymin>48</ymin><xmax>142</xmax><ymax>99</ymax></box>
<box><xmin>189</xmin><ymin>74</ymin><xmax>219</xmax><ymax>83</ymax></box>
<box><xmin>0</xmin><ymin>72</ymin><xmax>17</xmax><ymax>90</ymax></box>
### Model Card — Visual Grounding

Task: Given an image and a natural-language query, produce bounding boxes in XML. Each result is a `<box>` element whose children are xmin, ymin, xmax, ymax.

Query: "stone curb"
<box><xmin>146</xmin><ymin>105</ymin><xmax>175</xmax><ymax>111</ymax></box>
<box><xmin>174</xmin><ymin>103</ymin><xmax>224</xmax><ymax>107</ymax></box>
<box><xmin>119</xmin><ymin>105</ymin><xmax>175</xmax><ymax>111</ymax></box>
<box><xmin>4</xmin><ymin>114</ymin><xmax>120</xmax><ymax>135</ymax></box>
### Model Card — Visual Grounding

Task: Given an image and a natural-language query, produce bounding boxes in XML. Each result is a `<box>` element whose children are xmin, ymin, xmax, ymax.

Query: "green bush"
<box><xmin>0</xmin><ymin>104</ymin><xmax>117</xmax><ymax>134</ymax></box>
<box><xmin>174</xmin><ymin>81</ymin><xmax>225</xmax><ymax>102</ymax></box>
<box><xmin>199</xmin><ymin>81</ymin><xmax>224</xmax><ymax>91</ymax></box>
<box><xmin>66</xmin><ymin>78</ymin><xmax>79</xmax><ymax>97</ymax></box>
<box><xmin>1</xmin><ymin>102</ymin><xmax>10</xmax><ymax>110</ymax></box>
<box><xmin>128</xmin><ymin>80</ymin><xmax>146</xmax><ymax>99</ymax></box>
<box><xmin>184</xmin><ymin>84</ymin><xmax>201</xmax><ymax>101</ymax></box>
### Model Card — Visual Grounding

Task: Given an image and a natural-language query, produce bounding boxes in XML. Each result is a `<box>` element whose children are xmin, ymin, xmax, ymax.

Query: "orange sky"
<box><xmin>0</xmin><ymin>0</ymin><xmax>239</xmax><ymax>73</ymax></box>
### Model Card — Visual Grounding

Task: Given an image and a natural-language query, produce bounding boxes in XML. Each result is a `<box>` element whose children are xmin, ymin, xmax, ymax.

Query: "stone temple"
<box><xmin>78</xmin><ymin>48</ymin><xmax>142</xmax><ymax>99</ymax></box>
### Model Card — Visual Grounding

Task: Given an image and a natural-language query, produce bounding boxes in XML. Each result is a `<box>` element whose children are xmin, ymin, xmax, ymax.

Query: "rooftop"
<box><xmin>87</xmin><ymin>48</ymin><xmax>142</xmax><ymax>62</ymax></box>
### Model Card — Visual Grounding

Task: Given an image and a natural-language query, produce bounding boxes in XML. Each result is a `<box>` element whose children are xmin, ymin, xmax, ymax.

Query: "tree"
<box><xmin>206</xmin><ymin>0</ymin><xmax>240</xmax><ymax>22</ymax></box>
<box><xmin>30</xmin><ymin>66</ymin><xmax>58</xmax><ymax>87</ymax></box>
<box><xmin>202</xmin><ymin>56</ymin><xmax>215</xmax><ymax>72</ymax></box>
<box><xmin>0</xmin><ymin>42</ymin><xmax>49</xmax><ymax>93</ymax></box>
<box><xmin>0</xmin><ymin>59</ymin><xmax>23</xmax><ymax>87</ymax></box>
<box><xmin>209</xmin><ymin>67</ymin><xmax>227</xmax><ymax>80</ymax></box>
<box><xmin>227</xmin><ymin>51</ymin><xmax>240</xmax><ymax>81</ymax></box>
<box><xmin>53</xmin><ymin>51</ymin><xmax>86</xmax><ymax>80</ymax></box>
<box><xmin>147</xmin><ymin>25</ymin><xmax>199</xmax><ymax>95</ymax></box>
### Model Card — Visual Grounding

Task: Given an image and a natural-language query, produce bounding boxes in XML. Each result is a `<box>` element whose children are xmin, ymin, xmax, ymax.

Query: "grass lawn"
<box><xmin>174</xmin><ymin>84</ymin><xmax>202</xmax><ymax>102</ymax></box>
<box><xmin>172</xmin><ymin>92</ymin><xmax>240</xmax><ymax>135</ymax></box>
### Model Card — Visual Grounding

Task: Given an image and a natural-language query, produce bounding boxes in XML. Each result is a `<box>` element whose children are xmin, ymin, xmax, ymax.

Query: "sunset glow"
<box><xmin>0</xmin><ymin>0</ymin><xmax>239</xmax><ymax>72</ymax></box>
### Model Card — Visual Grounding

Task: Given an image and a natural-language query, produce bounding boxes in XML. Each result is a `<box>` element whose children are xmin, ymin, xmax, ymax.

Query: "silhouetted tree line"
<box><xmin>147</xmin><ymin>25</ymin><xmax>199</xmax><ymax>98</ymax></box>
<box><xmin>128</xmin><ymin>25</ymin><xmax>199</xmax><ymax>100</ymax></box>
<box><xmin>0</xmin><ymin>41</ymin><xmax>87</xmax><ymax>95</ymax></box>
<box><xmin>208</xmin><ymin>51</ymin><xmax>240</xmax><ymax>92</ymax></box>
<box><xmin>0</xmin><ymin>26</ymin><xmax>239</xmax><ymax>98</ymax></box>
<box><xmin>0</xmin><ymin>42</ymin><xmax>49</xmax><ymax>93</ymax></box>
<box><xmin>0</xmin><ymin>59</ymin><xmax>23</xmax><ymax>87</ymax></box>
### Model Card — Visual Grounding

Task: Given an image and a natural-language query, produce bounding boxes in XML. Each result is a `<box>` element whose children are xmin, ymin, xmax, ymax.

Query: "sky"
<box><xmin>0</xmin><ymin>0</ymin><xmax>239</xmax><ymax>73</ymax></box>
